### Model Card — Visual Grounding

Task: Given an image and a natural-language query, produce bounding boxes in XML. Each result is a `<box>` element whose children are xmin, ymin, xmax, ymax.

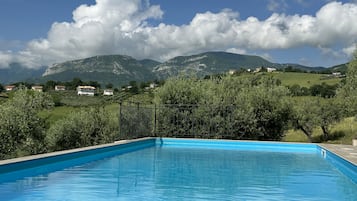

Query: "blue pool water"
<box><xmin>0</xmin><ymin>139</ymin><xmax>356</xmax><ymax>201</ymax></box>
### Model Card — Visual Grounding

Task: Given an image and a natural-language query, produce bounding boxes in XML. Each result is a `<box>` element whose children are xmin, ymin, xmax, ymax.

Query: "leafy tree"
<box><xmin>291</xmin><ymin>98</ymin><xmax>343</xmax><ymax>142</ymax></box>
<box><xmin>47</xmin><ymin>107</ymin><xmax>117</xmax><ymax>151</ymax></box>
<box><xmin>44</xmin><ymin>80</ymin><xmax>57</xmax><ymax>91</ymax></box>
<box><xmin>154</xmin><ymin>76</ymin><xmax>292</xmax><ymax>140</ymax></box>
<box><xmin>291</xmin><ymin>99</ymin><xmax>320</xmax><ymax>142</ymax></box>
<box><xmin>105</xmin><ymin>83</ymin><xmax>113</xmax><ymax>89</ymax></box>
<box><xmin>87</xmin><ymin>80</ymin><xmax>101</xmax><ymax>89</ymax></box>
<box><xmin>316</xmin><ymin>99</ymin><xmax>343</xmax><ymax>140</ymax></box>
<box><xmin>128</xmin><ymin>81</ymin><xmax>139</xmax><ymax>94</ymax></box>
<box><xmin>0</xmin><ymin>83</ymin><xmax>4</xmax><ymax>92</ymax></box>
<box><xmin>338</xmin><ymin>48</ymin><xmax>357</xmax><ymax>116</ymax></box>
<box><xmin>310</xmin><ymin>83</ymin><xmax>337</xmax><ymax>98</ymax></box>
<box><xmin>0</xmin><ymin>88</ymin><xmax>53</xmax><ymax>159</ymax></box>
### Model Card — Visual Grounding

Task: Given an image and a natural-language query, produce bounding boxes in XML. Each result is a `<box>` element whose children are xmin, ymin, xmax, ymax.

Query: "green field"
<box><xmin>270</xmin><ymin>72</ymin><xmax>342</xmax><ymax>87</ymax></box>
<box><xmin>239</xmin><ymin>72</ymin><xmax>342</xmax><ymax>87</ymax></box>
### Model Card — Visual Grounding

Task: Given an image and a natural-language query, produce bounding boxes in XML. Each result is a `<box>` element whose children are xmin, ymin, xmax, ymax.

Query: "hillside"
<box><xmin>153</xmin><ymin>52</ymin><xmax>276</xmax><ymax>78</ymax></box>
<box><xmin>42</xmin><ymin>55</ymin><xmax>158</xmax><ymax>86</ymax></box>
<box><xmin>0</xmin><ymin>51</ymin><xmax>348</xmax><ymax>86</ymax></box>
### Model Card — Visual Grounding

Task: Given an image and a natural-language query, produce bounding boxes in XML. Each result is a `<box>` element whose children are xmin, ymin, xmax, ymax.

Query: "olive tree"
<box><xmin>47</xmin><ymin>107</ymin><xmax>117</xmax><ymax>151</ymax></box>
<box><xmin>338</xmin><ymin>48</ymin><xmax>357</xmax><ymax>116</ymax></box>
<box><xmin>0</xmin><ymin>88</ymin><xmax>53</xmax><ymax>159</ymax></box>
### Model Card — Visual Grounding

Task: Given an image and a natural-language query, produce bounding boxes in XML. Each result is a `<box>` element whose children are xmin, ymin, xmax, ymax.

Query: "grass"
<box><xmin>239</xmin><ymin>72</ymin><xmax>343</xmax><ymax>87</ymax></box>
<box><xmin>283</xmin><ymin>117</ymin><xmax>356</xmax><ymax>145</ymax></box>
<box><xmin>271</xmin><ymin>72</ymin><xmax>342</xmax><ymax>87</ymax></box>
<box><xmin>39</xmin><ymin>103</ymin><xmax>120</xmax><ymax>126</ymax></box>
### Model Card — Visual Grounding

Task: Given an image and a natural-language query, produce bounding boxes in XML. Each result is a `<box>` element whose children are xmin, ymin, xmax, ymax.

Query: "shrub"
<box><xmin>0</xmin><ymin>88</ymin><xmax>53</xmax><ymax>159</ymax></box>
<box><xmin>47</xmin><ymin>107</ymin><xmax>117</xmax><ymax>151</ymax></box>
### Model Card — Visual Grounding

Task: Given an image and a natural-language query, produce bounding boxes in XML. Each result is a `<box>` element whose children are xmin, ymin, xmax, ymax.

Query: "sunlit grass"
<box><xmin>283</xmin><ymin>117</ymin><xmax>356</xmax><ymax>145</ymax></box>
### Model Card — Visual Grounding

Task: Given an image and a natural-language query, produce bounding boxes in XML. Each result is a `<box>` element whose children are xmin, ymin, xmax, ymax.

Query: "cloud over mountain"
<box><xmin>1</xmin><ymin>0</ymin><xmax>356</xmax><ymax>68</ymax></box>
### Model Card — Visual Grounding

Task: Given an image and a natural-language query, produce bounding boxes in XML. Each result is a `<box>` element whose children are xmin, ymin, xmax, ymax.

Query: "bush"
<box><xmin>154</xmin><ymin>76</ymin><xmax>292</xmax><ymax>140</ymax></box>
<box><xmin>47</xmin><ymin>107</ymin><xmax>117</xmax><ymax>151</ymax></box>
<box><xmin>0</xmin><ymin>88</ymin><xmax>53</xmax><ymax>159</ymax></box>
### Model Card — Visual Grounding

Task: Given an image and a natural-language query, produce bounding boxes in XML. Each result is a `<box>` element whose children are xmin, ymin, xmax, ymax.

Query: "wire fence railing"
<box><xmin>118</xmin><ymin>102</ymin><xmax>255</xmax><ymax>140</ymax></box>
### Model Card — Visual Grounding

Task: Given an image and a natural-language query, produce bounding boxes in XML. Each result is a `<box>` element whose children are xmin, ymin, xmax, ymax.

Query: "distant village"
<box><xmin>2</xmin><ymin>66</ymin><xmax>344</xmax><ymax>97</ymax></box>
<box><xmin>2</xmin><ymin>82</ymin><xmax>159</xmax><ymax>97</ymax></box>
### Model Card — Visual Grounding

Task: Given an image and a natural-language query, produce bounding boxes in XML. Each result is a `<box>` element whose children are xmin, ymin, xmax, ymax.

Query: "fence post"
<box><xmin>154</xmin><ymin>104</ymin><xmax>157</xmax><ymax>137</ymax></box>
<box><xmin>118</xmin><ymin>102</ymin><xmax>122</xmax><ymax>140</ymax></box>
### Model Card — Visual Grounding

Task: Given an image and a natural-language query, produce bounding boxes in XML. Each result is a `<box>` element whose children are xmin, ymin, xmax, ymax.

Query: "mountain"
<box><xmin>42</xmin><ymin>55</ymin><xmax>159</xmax><ymax>86</ymax></box>
<box><xmin>1</xmin><ymin>51</ymin><xmax>345</xmax><ymax>86</ymax></box>
<box><xmin>153</xmin><ymin>52</ymin><xmax>276</xmax><ymax>78</ymax></box>
<box><xmin>330</xmin><ymin>63</ymin><xmax>348</xmax><ymax>74</ymax></box>
<box><xmin>0</xmin><ymin>63</ymin><xmax>46</xmax><ymax>84</ymax></box>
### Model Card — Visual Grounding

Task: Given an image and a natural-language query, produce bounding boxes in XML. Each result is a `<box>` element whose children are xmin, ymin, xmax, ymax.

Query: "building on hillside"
<box><xmin>267</xmin><ymin>67</ymin><xmax>277</xmax><ymax>73</ymax></box>
<box><xmin>55</xmin><ymin>85</ymin><xmax>66</xmax><ymax>91</ymax></box>
<box><xmin>228</xmin><ymin>70</ymin><xmax>237</xmax><ymax>75</ymax></box>
<box><xmin>150</xmin><ymin>83</ymin><xmax>158</xmax><ymax>89</ymax></box>
<box><xmin>254</xmin><ymin>67</ymin><xmax>262</xmax><ymax>73</ymax></box>
<box><xmin>5</xmin><ymin>85</ymin><xmax>16</xmax><ymax>91</ymax></box>
<box><xmin>77</xmin><ymin>86</ymin><xmax>96</xmax><ymax>96</ymax></box>
<box><xmin>103</xmin><ymin>89</ymin><xmax>114</xmax><ymax>96</ymax></box>
<box><xmin>31</xmin><ymin>85</ymin><xmax>43</xmax><ymax>92</ymax></box>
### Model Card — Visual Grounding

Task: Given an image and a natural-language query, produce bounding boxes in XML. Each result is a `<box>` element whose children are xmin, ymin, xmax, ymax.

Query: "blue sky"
<box><xmin>0</xmin><ymin>0</ymin><xmax>356</xmax><ymax>68</ymax></box>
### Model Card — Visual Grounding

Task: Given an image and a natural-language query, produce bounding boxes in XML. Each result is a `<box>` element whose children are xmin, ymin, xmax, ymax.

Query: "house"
<box><xmin>149</xmin><ymin>83</ymin><xmax>158</xmax><ymax>89</ymax></box>
<box><xmin>332</xmin><ymin>72</ymin><xmax>342</xmax><ymax>76</ymax></box>
<box><xmin>103</xmin><ymin>89</ymin><xmax>114</xmax><ymax>96</ymax></box>
<box><xmin>55</xmin><ymin>85</ymin><xmax>66</xmax><ymax>91</ymax></box>
<box><xmin>31</xmin><ymin>86</ymin><xmax>43</xmax><ymax>92</ymax></box>
<box><xmin>228</xmin><ymin>70</ymin><xmax>237</xmax><ymax>75</ymax></box>
<box><xmin>254</xmin><ymin>67</ymin><xmax>262</xmax><ymax>73</ymax></box>
<box><xmin>5</xmin><ymin>85</ymin><xmax>16</xmax><ymax>91</ymax></box>
<box><xmin>267</xmin><ymin>68</ymin><xmax>277</xmax><ymax>73</ymax></box>
<box><xmin>77</xmin><ymin>86</ymin><xmax>96</xmax><ymax>96</ymax></box>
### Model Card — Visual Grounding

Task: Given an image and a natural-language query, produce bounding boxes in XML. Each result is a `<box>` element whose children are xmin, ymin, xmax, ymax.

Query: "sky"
<box><xmin>0</xmin><ymin>0</ymin><xmax>357</xmax><ymax>69</ymax></box>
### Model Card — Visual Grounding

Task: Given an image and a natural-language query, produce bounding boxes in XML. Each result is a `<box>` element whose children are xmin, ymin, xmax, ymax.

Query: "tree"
<box><xmin>44</xmin><ymin>80</ymin><xmax>57</xmax><ymax>91</ymax></box>
<box><xmin>154</xmin><ymin>75</ymin><xmax>292</xmax><ymax>140</ymax></box>
<box><xmin>0</xmin><ymin>83</ymin><xmax>4</xmax><ymax>92</ymax></box>
<box><xmin>105</xmin><ymin>83</ymin><xmax>113</xmax><ymax>89</ymax></box>
<box><xmin>47</xmin><ymin>107</ymin><xmax>117</xmax><ymax>151</ymax></box>
<box><xmin>338</xmin><ymin>48</ymin><xmax>357</xmax><ymax>116</ymax></box>
<box><xmin>292</xmin><ymin>98</ymin><xmax>343</xmax><ymax>142</ymax></box>
<box><xmin>0</xmin><ymin>88</ymin><xmax>54</xmax><ymax>159</ymax></box>
<box><xmin>291</xmin><ymin>99</ymin><xmax>320</xmax><ymax>142</ymax></box>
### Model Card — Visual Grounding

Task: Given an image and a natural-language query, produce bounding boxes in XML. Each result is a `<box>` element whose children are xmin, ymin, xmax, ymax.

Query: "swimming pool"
<box><xmin>0</xmin><ymin>138</ymin><xmax>356</xmax><ymax>200</ymax></box>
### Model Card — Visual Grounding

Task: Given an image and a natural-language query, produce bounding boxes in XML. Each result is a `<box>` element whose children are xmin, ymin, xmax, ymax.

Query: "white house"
<box><xmin>150</xmin><ymin>83</ymin><xmax>158</xmax><ymax>89</ymax></box>
<box><xmin>77</xmin><ymin>86</ymin><xmax>96</xmax><ymax>96</ymax></box>
<box><xmin>5</xmin><ymin>85</ymin><xmax>16</xmax><ymax>91</ymax></box>
<box><xmin>103</xmin><ymin>89</ymin><xmax>114</xmax><ymax>96</ymax></box>
<box><xmin>31</xmin><ymin>85</ymin><xmax>43</xmax><ymax>92</ymax></box>
<box><xmin>228</xmin><ymin>70</ymin><xmax>237</xmax><ymax>75</ymax></box>
<box><xmin>55</xmin><ymin>85</ymin><xmax>66</xmax><ymax>91</ymax></box>
<box><xmin>267</xmin><ymin>68</ymin><xmax>277</xmax><ymax>73</ymax></box>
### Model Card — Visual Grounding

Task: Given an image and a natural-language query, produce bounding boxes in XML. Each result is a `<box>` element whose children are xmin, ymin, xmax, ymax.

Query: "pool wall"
<box><xmin>157</xmin><ymin>138</ymin><xmax>318</xmax><ymax>153</ymax></box>
<box><xmin>0</xmin><ymin>138</ymin><xmax>156</xmax><ymax>182</ymax></box>
<box><xmin>0</xmin><ymin>137</ymin><xmax>356</xmax><ymax>183</ymax></box>
<box><xmin>318</xmin><ymin>146</ymin><xmax>357</xmax><ymax>183</ymax></box>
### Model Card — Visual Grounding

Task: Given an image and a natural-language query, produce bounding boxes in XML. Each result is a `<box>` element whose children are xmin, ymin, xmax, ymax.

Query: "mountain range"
<box><xmin>0</xmin><ymin>52</ymin><xmax>348</xmax><ymax>86</ymax></box>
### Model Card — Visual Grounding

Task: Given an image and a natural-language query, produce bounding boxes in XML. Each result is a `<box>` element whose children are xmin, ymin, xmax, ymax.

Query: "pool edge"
<box><xmin>0</xmin><ymin>137</ymin><xmax>156</xmax><ymax>167</ymax></box>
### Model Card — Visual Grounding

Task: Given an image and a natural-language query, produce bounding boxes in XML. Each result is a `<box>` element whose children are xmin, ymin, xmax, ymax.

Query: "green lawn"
<box><xmin>271</xmin><ymin>72</ymin><xmax>342</xmax><ymax>87</ymax></box>
<box><xmin>238</xmin><ymin>72</ymin><xmax>342</xmax><ymax>87</ymax></box>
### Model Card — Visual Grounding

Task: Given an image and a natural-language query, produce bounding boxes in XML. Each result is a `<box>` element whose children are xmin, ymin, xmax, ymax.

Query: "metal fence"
<box><xmin>118</xmin><ymin>103</ymin><xmax>254</xmax><ymax>140</ymax></box>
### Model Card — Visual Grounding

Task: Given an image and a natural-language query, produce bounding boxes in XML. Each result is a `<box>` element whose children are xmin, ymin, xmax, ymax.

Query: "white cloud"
<box><xmin>267</xmin><ymin>0</ymin><xmax>288</xmax><ymax>12</ymax></box>
<box><xmin>2</xmin><ymin>0</ymin><xmax>357</xmax><ymax>68</ymax></box>
<box><xmin>0</xmin><ymin>51</ymin><xmax>13</xmax><ymax>68</ymax></box>
<box><xmin>343</xmin><ymin>44</ymin><xmax>357</xmax><ymax>57</ymax></box>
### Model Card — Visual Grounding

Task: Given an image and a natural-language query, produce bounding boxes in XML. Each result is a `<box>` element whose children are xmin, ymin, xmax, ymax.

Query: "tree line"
<box><xmin>122</xmin><ymin>51</ymin><xmax>357</xmax><ymax>142</ymax></box>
